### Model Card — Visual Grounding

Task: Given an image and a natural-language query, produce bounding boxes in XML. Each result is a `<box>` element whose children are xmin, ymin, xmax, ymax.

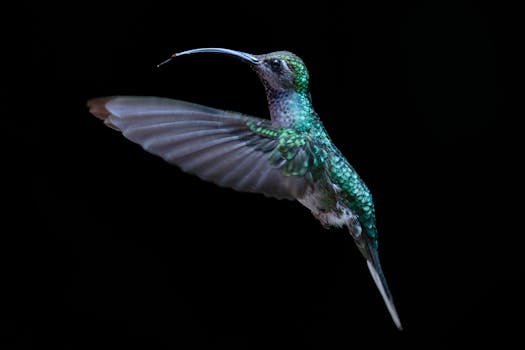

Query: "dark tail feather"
<box><xmin>354</xmin><ymin>234</ymin><xmax>403</xmax><ymax>330</ymax></box>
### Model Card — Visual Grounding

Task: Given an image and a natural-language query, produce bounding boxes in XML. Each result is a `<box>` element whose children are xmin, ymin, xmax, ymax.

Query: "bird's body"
<box><xmin>88</xmin><ymin>48</ymin><xmax>402</xmax><ymax>329</ymax></box>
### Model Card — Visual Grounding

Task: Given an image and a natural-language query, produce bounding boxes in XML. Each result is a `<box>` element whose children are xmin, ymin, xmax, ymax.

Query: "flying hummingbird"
<box><xmin>87</xmin><ymin>48</ymin><xmax>402</xmax><ymax>330</ymax></box>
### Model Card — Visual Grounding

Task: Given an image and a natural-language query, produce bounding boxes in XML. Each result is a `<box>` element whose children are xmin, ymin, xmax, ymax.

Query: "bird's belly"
<box><xmin>298</xmin><ymin>189</ymin><xmax>355</xmax><ymax>228</ymax></box>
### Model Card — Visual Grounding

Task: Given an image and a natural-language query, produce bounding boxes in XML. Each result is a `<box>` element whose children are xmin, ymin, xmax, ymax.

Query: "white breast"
<box><xmin>298</xmin><ymin>186</ymin><xmax>356</xmax><ymax>228</ymax></box>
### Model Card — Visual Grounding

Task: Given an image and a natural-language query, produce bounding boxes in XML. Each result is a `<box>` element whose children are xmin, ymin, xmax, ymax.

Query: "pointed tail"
<box><xmin>354</xmin><ymin>233</ymin><xmax>403</xmax><ymax>330</ymax></box>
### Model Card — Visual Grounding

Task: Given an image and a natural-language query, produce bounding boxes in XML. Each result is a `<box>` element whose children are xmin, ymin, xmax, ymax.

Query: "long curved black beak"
<box><xmin>157</xmin><ymin>48</ymin><xmax>260</xmax><ymax>67</ymax></box>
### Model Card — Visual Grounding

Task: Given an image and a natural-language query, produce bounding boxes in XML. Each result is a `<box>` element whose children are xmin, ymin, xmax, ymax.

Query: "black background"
<box><xmin>5</xmin><ymin>1</ymin><xmax>521</xmax><ymax>349</ymax></box>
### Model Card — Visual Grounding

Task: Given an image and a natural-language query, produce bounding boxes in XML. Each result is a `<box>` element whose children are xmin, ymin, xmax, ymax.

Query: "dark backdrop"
<box><xmin>6</xmin><ymin>1</ymin><xmax>520</xmax><ymax>349</ymax></box>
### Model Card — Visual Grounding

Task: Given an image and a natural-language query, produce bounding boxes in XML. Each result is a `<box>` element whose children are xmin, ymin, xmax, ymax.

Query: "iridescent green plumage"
<box><xmin>246</xmin><ymin>82</ymin><xmax>378</xmax><ymax>242</ymax></box>
<box><xmin>281</xmin><ymin>55</ymin><xmax>309</xmax><ymax>93</ymax></box>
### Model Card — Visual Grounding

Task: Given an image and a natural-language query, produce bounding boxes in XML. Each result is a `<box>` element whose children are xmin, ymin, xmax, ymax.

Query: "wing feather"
<box><xmin>87</xmin><ymin>96</ymin><xmax>309</xmax><ymax>200</ymax></box>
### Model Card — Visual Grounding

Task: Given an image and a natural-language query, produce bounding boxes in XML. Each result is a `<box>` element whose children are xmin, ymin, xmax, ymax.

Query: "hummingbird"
<box><xmin>87</xmin><ymin>47</ymin><xmax>402</xmax><ymax>330</ymax></box>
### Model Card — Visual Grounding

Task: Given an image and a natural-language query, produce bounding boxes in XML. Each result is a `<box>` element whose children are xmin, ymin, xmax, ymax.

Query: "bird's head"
<box><xmin>160</xmin><ymin>48</ymin><xmax>310</xmax><ymax>94</ymax></box>
<box><xmin>253</xmin><ymin>51</ymin><xmax>309</xmax><ymax>94</ymax></box>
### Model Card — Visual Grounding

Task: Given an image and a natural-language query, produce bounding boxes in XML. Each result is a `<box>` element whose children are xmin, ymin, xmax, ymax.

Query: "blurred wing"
<box><xmin>87</xmin><ymin>96</ymin><xmax>309</xmax><ymax>200</ymax></box>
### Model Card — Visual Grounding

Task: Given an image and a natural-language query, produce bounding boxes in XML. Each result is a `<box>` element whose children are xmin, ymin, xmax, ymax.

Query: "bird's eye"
<box><xmin>268</xmin><ymin>59</ymin><xmax>282</xmax><ymax>73</ymax></box>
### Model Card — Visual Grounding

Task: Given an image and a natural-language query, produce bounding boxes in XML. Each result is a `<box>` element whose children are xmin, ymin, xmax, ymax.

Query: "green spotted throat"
<box><xmin>88</xmin><ymin>48</ymin><xmax>402</xmax><ymax>330</ymax></box>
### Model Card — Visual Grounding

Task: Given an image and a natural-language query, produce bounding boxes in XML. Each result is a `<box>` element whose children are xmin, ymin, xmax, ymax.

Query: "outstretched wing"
<box><xmin>87</xmin><ymin>96</ymin><xmax>313</xmax><ymax>200</ymax></box>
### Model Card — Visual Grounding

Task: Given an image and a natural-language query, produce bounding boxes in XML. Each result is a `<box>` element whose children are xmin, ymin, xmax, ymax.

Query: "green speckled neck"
<box><xmin>265</xmin><ymin>87</ymin><xmax>315</xmax><ymax>131</ymax></box>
